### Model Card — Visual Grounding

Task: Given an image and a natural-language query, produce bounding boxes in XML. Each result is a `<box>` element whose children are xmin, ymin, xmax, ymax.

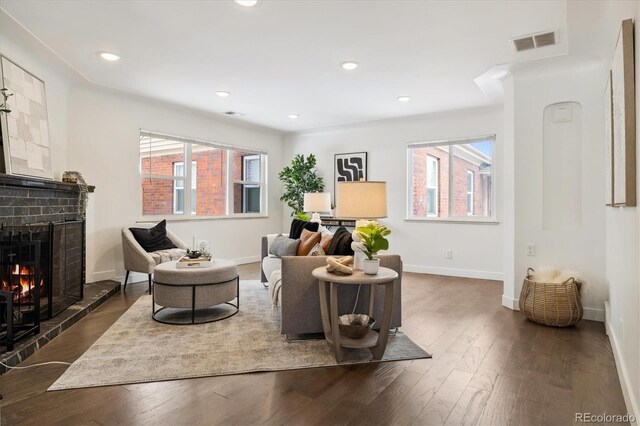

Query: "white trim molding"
<box><xmin>605</xmin><ymin>302</ymin><xmax>639</xmax><ymax>424</ymax></box>
<box><xmin>404</xmin><ymin>265</ymin><xmax>503</xmax><ymax>281</ymax></box>
<box><xmin>502</xmin><ymin>294</ymin><xmax>605</xmax><ymax>322</ymax></box>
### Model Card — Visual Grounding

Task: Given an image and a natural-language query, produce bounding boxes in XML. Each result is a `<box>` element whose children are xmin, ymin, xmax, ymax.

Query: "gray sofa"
<box><xmin>261</xmin><ymin>235</ymin><xmax>402</xmax><ymax>336</ymax></box>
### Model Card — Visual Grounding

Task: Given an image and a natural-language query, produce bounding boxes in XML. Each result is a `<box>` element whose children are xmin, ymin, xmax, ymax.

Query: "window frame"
<box><xmin>466</xmin><ymin>170</ymin><xmax>474</xmax><ymax>216</ymax></box>
<box><xmin>139</xmin><ymin>130</ymin><xmax>268</xmax><ymax>221</ymax></box>
<box><xmin>426</xmin><ymin>155</ymin><xmax>439</xmax><ymax>217</ymax></box>
<box><xmin>406</xmin><ymin>135</ymin><xmax>497</xmax><ymax>224</ymax></box>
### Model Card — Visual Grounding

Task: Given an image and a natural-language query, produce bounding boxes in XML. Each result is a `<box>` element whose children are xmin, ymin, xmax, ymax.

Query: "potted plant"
<box><xmin>355</xmin><ymin>222</ymin><xmax>391</xmax><ymax>275</ymax></box>
<box><xmin>278</xmin><ymin>154</ymin><xmax>325</xmax><ymax>217</ymax></box>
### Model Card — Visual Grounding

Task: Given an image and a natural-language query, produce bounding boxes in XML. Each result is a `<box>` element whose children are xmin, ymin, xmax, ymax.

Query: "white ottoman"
<box><xmin>152</xmin><ymin>259</ymin><xmax>239</xmax><ymax>324</ymax></box>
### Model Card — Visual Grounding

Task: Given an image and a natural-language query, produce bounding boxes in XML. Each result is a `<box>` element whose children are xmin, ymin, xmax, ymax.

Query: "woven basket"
<box><xmin>519</xmin><ymin>268</ymin><xmax>583</xmax><ymax>327</ymax></box>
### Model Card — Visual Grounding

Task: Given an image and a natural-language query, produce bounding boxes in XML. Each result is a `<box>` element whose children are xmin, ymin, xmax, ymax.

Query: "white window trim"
<box><xmin>426</xmin><ymin>155</ymin><xmax>438</xmax><ymax>217</ymax></box>
<box><xmin>467</xmin><ymin>170</ymin><xmax>474</xmax><ymax>216</ymax></box>
<box><xmin>406</xmin><ymin>134</ymin><xmax>497</xmax><ymax>224</ymax></box>
<box><xmin>139</xmin><ymin>130</ymin><xmax>268</xmax><ymax>221</ymax></box>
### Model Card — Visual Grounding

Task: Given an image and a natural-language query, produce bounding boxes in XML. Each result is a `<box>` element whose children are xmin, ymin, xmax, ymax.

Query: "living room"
<box><xmin>0</xmin><ymin>0</ymin><xmax>639</xmax><ymax>425</ymax></box>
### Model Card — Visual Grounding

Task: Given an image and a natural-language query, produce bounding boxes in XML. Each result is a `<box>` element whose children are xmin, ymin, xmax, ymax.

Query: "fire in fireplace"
<box><xmin>0</xmin><ymin>220</ymin><xmax>85</xmax><ymax>351</ymax></box>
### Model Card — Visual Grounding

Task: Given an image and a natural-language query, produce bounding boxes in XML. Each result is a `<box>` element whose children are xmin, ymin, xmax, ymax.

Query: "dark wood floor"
<box><xmin>0</xmin><ymin>263</ymin><xmax>627</xmax><ymax>425</ymax></box>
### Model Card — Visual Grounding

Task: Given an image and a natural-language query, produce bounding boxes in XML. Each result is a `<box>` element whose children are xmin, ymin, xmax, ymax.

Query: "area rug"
<box><xmin>49</xmin><ymin>281</ymin><xmax>430</xmax><ymax>390</ymax></box>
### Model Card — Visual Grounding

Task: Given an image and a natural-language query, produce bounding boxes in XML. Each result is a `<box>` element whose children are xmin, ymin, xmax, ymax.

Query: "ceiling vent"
<box><xmin>224</xmin><ymin>111</ymin><xmax>245</xmax><ymax>117</ymax></box>
<box><xmin>510</xmin><ymin>31</ymin><xmax>557</xmax><ymax>52</ymax></box>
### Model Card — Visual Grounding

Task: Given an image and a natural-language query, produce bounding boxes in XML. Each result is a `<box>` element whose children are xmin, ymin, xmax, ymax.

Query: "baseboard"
<box><xmin>232</xmin><ymin>255</ymin><xmax>261</xmax><ymax>265</ymax></box>
<box><xmin>502</xmin><ymin>295</ymin><xmax>604</xmax><ymax>322</ymax></box>
<box><xmin>403</xmin><ymin>264</ymin><xmax>503</xmax><ymax>281</ymax></box>
<box><xmin>114</xmin><ymin>256</ymin><xmax>261</xmax><ymax>285</ymax></box>
<box><xmin>89</xmin><ymin>270</ymin><xmax>116</xmax><ymax>283</ymax></box>
<box><xmin>604</xmin><ymin>301</ymin><xmax>639</xmax><ymax>425</ymax></box>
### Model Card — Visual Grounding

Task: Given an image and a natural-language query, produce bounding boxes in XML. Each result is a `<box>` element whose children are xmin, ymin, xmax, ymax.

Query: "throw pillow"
<box><xmin>327</xmin><ymin>226</ymin><xmax>354</xmax><ymax>256</ymax></box>
<box><xmin>129</xmin><ymin>220</ymin><xmax>177</xmax><ymax>252</ymax></box>
<box><xmin>297</xmin><ymin>229</ymin><xmax>322</xmax><ymax>256</ymax></box>
<box><xmin>307</xmin><ymin>243</ymin><xmax>326</xmax><ymax>256</ymax></box>
<box><xmin>319</xmin><ymin>233</ymin><xmax>334</xmax><ymax>253</ymax></box>
<box><xmin>289</xmin><ymin>219</ymin><xmax>320</xmax><ymax>240</ymax></box>
<box><xmin>269</xmin><ymin>235</ymin><xmax>300</xmax><ymax>257</ymax></box>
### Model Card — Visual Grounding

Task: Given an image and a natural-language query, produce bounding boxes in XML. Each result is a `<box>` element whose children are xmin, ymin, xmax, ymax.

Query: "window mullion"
<box><xmin>226</xmin><ymin>149</ymin><xmax>233</xmax><ymax>215</ymax></box>
<box><xmin>448</xmin><ymin>147</ymin><xmax>454</xmax><ymax>217</ymax></box>
<box><xmin>184</xmin><ymin>143</ymin><xmax>192</xmax><ymax>218</ymax></box>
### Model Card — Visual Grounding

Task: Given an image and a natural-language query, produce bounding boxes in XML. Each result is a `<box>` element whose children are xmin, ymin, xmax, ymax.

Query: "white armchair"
<box><xmin>121</xmin><ymin>225</ymin><xmax>189</xmax><ymax>292</ymax></box>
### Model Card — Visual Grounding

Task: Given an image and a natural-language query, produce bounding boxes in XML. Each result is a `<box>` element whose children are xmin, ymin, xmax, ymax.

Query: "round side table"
<box><xmin>312</xmin><ymin>266</ymin><xmax>399</xmax><ymax>362</ymax></box>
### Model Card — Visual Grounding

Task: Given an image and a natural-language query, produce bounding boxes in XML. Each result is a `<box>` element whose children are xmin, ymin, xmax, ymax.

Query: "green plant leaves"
<box><xmin>355</xmin><ymin>222</ymin><xmax>391</xmax><ymax>259</ymax></box>
<box><xmin>278</xmin><ymin>154</ymin><xmax>325</xmax><ymax>216</ymax></box>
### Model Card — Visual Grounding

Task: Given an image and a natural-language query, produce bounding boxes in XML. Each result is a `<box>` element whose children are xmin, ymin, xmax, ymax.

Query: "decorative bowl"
<box><xmin>338</xmin><ymin>314</ymin><xmax>375</xmax><ymax>339</ymax></box>
<box><xmin>186</xmin><ymin>251</ymin><xmax>202</xmax><ymax>259</ymax></box>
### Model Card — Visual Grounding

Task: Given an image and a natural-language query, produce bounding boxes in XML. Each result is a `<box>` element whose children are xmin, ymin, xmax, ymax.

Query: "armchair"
<box><xmin>121</xmin><ymin>225</ymin><xmax>188</xmax><ymax>292</ymax></box>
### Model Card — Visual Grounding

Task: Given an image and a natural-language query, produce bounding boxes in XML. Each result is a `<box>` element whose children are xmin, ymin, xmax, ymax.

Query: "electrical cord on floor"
<box><xmin>0</xmin><ymin>360</ymin><xmax>71</xmax><ymax>370</ymax></box>
<box><xmin>352</xmin><ymin>284</ymin><xmax>362</xmax><ymax>314</ymax></box>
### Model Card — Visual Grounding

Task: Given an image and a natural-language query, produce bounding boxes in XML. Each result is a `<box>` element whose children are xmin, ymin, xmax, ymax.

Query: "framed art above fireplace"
<box><xmin>0</xmin><ymin>55</ymin><xmax>53</xmax><ymax>180</ymax></box>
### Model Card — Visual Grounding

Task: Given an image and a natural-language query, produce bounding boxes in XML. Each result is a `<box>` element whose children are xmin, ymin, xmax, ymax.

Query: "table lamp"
<box><xmin>335</xmin><ymin>181</ymin><xmax>387</xmax><ymax>270</ymax></box>
<box><xmin>303</xmin><ymin>192</ymin><xmax>332</xmax><ymax>223</ymax></box>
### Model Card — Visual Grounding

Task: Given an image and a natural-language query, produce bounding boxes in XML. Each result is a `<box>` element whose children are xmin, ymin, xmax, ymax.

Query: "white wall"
<box><xmin>509</xmin><ymin>63</ymin><xmax>608</xmax><ymax>321</ymax></box>
<box><xmin>68</xmin><ymin>84</ymin><xmax>285</xmax><ymax>282</ymax></box>
<box><xmin>285</xmin><ymin>106</ymin><xmax>505</xmax><ymax>280</ymax></box>
<box><xmin>0</xmin><ymin>10</ymin><xmax>79</xmax><ymax>178</ymax></box>
<box><xmin>603</xmin><ymin>1</ymin><xmax>640</xmax><ymax>419</ymax></box>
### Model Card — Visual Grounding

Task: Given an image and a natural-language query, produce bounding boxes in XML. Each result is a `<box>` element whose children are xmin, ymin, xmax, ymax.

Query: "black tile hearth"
<box><xmin>0</xmin><ymin>280</ymin><xmax>120</xmax><ymax>374</ymax></box>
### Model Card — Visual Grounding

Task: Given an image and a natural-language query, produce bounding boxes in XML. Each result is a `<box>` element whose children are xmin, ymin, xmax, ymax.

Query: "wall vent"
<box><xmin>510</xmin><ymin>31</ymin><xmax>557</xmax><ymax>52</ymax></box>
<box><xmin>224</xmin><ymin>111</ymin><xmax>245</xmax><ymax>117</ymax></box>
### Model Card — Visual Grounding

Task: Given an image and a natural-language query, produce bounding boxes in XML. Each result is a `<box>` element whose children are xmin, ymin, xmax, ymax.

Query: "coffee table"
<box><xmin>152</xmin><ymin>259</ymin><xmax>239</xmax><ymax>325</ymax></box>
<box><xmin>312</xmin><ymin>266</ymin><xmax>399</xmax><ymax>362</ymax></box>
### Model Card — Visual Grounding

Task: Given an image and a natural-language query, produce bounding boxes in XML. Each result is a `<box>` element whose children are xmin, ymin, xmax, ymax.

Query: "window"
<box><xmin>173</xmin><ymin>161</ymin><xmax>197</xmax><ymax>214</ymax></box>
<box><xmin>426</xmin><ymin>155</ymin><xmax>439</xmax><ymax>216</ymax></box>
<box><xmin>466</xmin><ymin>170</ymin><xmax>474</xmax><ymax>215</ymax></box>
<box><xmin>140</xmin><ymin>131</ymin><xmax>267</xmax><ymax>218</ymax></box>
<box><xmin>407</xmin><ymin>135</ymin><xmax>495</xmax><ymax>221</ymax></box>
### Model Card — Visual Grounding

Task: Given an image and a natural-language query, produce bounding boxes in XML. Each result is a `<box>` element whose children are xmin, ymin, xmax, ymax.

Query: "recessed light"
<box><xmin>341</xmin><ymin>61</ymin><xmax>358</xmax><ymax>70</ymax></box>
<box><xmin>288</xmin><ymin>114</ymin><xmax>300</xmax><ymax>119</ymax></box>
<box><xmin>99</xmin><ymin>52</ymin><xmax>120</xmax><ymax>62</ymax></box>
<box><xmin>397</xmin><ymin>96</ymin><xmax>412</xmax><ymax>102</ymax></box>
<box><xmin>216</xmin><ymin>91</ymin><xmax>230</xmax><ymax>97</ymax></box>
<box><xmin>235</xmin><ymin>0</ymin><xmax>258</xmax><ymax>6</ymax></box>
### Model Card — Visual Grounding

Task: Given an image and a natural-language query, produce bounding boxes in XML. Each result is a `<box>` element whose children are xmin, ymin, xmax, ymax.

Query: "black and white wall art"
<box><xmin>334</xmin><ymin>152</ymin><xmax>367</xmax><ymax>205</ymax></box>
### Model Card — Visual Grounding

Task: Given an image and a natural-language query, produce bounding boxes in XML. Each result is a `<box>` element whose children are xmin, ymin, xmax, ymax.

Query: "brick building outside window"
<box><xmin>408</xmin><ymin>137</ymin><xmax>494</xmax><ymax>220</ymax></box>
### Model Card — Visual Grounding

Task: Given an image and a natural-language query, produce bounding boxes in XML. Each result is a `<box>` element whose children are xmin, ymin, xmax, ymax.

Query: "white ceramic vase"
<box><xmin>362</xmin><ymin>258</ymin><xmax>380</xmax><ymax>275</ymax></box>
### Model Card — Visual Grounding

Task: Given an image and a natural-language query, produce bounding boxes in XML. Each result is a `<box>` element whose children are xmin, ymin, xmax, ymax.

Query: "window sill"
<box><xmin>138</xmin><ymin>214</ymin><xmax>269</xmax><ymax>223</ymax></box>
<box><xmin>404</xmin><ymin>217</ymin><xmax>500</xmax><ymax>225</ymax></box>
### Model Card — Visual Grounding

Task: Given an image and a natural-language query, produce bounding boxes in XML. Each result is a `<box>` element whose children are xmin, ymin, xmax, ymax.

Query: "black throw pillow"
<box><xmin>129</xmin><ymin>220</ymin><xmax>177</xmax><ymax>252</ymax></box>
<box><xmin>327</xmin><ymin>226</ymin><xmax>354</xmax><ymax>256</ymax></box>
<box><xmin>289</xmin><ymin>218</ymin><xmax>320</xmax><ymax>240</ymax></box>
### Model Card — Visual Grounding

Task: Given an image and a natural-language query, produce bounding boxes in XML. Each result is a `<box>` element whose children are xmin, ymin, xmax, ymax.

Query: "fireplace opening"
<box><xmin>0</xmin><ymin>220</ymin><xmax>85</xmax><ymax>351</ymax></box>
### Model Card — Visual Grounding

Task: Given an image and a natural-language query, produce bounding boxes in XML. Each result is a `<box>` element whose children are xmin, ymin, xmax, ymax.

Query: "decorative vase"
<box><xmin>362</xmin><ymin>258</ymin><xmax>380</xmax><ymax>275</ymax></box>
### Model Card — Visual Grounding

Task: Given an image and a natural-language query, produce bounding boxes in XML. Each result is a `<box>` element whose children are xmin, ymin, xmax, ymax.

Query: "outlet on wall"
<box><xmin>526</xmin><ymin>244</ymin><xmax>536</xmax><ymax>256</ymax></box>
<box><xmin>446</xmin><ymin>249</ymin><xmax>453</xmax><ymax>259</ymax></box>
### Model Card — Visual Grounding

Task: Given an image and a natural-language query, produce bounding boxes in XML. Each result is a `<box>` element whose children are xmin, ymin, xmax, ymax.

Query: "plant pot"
<box><xmin>362</xmin><ymin>258</ymin><xmax>380</xmax><ymax>275</ymax></box>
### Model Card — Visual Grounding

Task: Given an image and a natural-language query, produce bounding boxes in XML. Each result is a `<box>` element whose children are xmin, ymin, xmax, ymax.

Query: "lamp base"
<box><xmin>310</xmin><ymin>212</ymin><xmax>321</xmax><ymax>223</ymax></box>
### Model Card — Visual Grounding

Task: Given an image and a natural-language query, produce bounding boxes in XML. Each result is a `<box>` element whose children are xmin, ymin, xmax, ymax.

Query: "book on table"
<box><xmin>176</xmin><ymin>256</ymin><xmax>212</xmax><ymax>268</ymax></box>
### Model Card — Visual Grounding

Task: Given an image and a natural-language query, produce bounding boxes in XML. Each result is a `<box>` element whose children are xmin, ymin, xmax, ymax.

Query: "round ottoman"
<box><xmin>152</xmin><ymin>259</ymin><xmax>239</xmax><ymax>324</ymax></box>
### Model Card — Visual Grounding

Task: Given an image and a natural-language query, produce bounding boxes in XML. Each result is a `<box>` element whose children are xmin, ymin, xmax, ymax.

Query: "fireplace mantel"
<box><xmin>0</xmin><ymin>173</ymin><xmax>95</xmax><ymax>193</ymax></box>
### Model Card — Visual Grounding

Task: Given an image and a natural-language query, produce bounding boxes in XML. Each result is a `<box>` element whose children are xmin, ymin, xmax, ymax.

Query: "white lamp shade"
<box><xmin>335</xmin><ymin>181</ymin><xmax>387</xmax><ymax>219</ymax></box>
<box><xmin>303</xmin><ymin>192</ymin><xmax>331</xmax><ymax>212</ymax></box>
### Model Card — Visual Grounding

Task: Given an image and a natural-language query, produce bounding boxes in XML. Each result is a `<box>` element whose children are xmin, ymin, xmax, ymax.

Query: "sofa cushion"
<box><xmin>307</xmin><ymin>243</ymin><xmax>326</xmax><ymax>256</ymax></box>
<box><xmin>270</xmin><ymin>235</ymin><xmax>299</xmax><ymax>257</ymax></box>
<box><xmin>297</xmin><ymin>229</ymin><xmax>321</xmax><ymax>256</ymax></box>
<box><xmin>289</xmin><ymin>219</ymin><xmax>319</xmax><ymax>240</ymax></box>
<box><xmin>149</xmin><ymin>248</ymin><xmax>187</xmax><ymax>265</ymax></box>
<box><xmin>327</xmin><ymin>226</ymin><xmax>354</xmax><ymax>255</ymax></box>
<box><xmin>129</xmin><ymin>220</ymin><xmax>177</xmax><ymax>252</ymax></box>
<box><xmin>262</xmin><ymin>256</ymin><xmax>282</xmax><ymax>281</ymax></box>
<box><xmin>319</xmin><ymin>233</ymin><xmax>333</xmax><ymax>253</ymax></box>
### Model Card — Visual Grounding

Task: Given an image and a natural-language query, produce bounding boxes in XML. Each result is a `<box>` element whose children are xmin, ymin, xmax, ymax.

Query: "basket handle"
<box><xmin>561</xmin><ymin>276</ymin><xmax>582</xmax><ymax>290</ymax></box>
<box><xmin>527</xmin><ymin>267</ymin><xmax>535</xmax><ymax>278</ymax></box>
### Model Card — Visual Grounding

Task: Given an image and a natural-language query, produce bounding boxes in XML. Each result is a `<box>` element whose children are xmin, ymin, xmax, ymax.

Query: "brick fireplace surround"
<box><xmin>0</xmin><ymin>173</ymin><xmax>119</xmax><ymax>372</ymax></box>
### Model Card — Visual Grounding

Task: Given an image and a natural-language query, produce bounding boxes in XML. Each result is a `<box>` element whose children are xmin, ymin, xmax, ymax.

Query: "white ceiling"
<box><xmin>1</xmin><ymin>0</ymin><xmax>570</xmax><ymax>132</ymax></box>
